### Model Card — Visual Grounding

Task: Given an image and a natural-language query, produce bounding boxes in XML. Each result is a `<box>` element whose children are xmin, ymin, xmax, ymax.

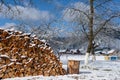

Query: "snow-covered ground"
<box><xmin>4</xmin><ymin>54</ymin><xmax>120</xmax><ymax>80</ymax></box>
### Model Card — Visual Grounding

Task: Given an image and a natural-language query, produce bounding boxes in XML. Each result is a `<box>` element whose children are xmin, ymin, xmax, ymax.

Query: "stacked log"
<box><xmin>0</xmin><ymin>29</ymin><xmax>66</xmax><ymax>79</ymax></box>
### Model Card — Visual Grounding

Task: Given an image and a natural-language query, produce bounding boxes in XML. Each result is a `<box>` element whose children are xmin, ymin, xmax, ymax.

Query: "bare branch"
<box><xmin>70</xmin><ymin>8</ymin><xmax>90</xmax><ymax>20</ymax></box>
<box><xmin>94</xmin><ymin>0</ymin><xmax>112</xmax><ymax>9</ymax></box>
<box><xmin>81</xmin><ymin>24</ymin><xmax>89</xmax><ymax>39</ymax></box>
<box><xmin>94</xmin><ymin>14</ymin><xmax>120</xmax><ymax>37</ymax></box>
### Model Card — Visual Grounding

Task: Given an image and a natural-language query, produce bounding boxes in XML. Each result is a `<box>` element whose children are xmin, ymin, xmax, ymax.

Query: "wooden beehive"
<box><xmin>67</xmin><ymin>60</ymin><xmax>80</xmax><ymax>74</ymax></box>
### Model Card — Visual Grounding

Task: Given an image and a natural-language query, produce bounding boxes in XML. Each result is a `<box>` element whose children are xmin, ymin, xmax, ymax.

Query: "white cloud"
<box><xmin>73</xmin><ymin>2</ymin><xmax>89</xmax><ymax>10</ymax></box>
<box><xmin>0</xmin><ymin>23</ymin><xmax>16</xmax><ymax>30</ymax></box>
<box><xmin>0</xmin><ymin>5</ymin><xmax>54</xmax><ymax>22</ymax></box>
<box><xmin>63</xmin><ymin>2</ymin><xmax>89</xmax><ymax>22</ymax></box>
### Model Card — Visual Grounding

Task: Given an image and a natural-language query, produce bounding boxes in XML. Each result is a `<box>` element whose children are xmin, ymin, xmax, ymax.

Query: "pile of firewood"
<box><xmin>0</xmin><ymin>29</ymin><xmax>66</xmax><ymax>79</ymax></box>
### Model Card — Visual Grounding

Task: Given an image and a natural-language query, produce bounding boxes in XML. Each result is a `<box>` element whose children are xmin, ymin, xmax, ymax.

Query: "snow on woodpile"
<box><xmin>0</xmin><ymin>29</ymin><xmax>66</xmax><ymax>79</ymax></box>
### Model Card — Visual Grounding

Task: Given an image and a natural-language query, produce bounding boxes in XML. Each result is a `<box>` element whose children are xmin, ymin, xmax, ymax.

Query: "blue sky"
<box><xmin>0</xmin><ymin>0</ymin><xmax>120</xmax><ymax>30</ymax></box>
<box><xmin>0</xmin><ymin>0</ymin><xmax>85</xmax><ymax>27</ymax></box>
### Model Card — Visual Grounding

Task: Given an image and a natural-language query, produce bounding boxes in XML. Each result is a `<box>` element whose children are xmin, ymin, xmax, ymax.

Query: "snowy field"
<box><xmin>4</xmin><ymin>54</ymin><xmax>120</xmax><ymax>80</ymax></box>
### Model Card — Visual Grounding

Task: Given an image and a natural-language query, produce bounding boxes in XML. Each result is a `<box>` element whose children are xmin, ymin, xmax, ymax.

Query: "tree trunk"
<box><xmin>85</xmin><ymin>52</ymin><xmax>90</xmax><ymax>65</ymax></box>
<box><xmin>91</xmin><ymin>44</ymin><xmax>96</xmax><ymax>61</ymax></box>
<box><xmin>85</xmin><ymin>40</ymin><xmax>93</xmax><ymax>65</ymax></box>
<box><xmin>91</xmin><ymin>52</ymin><xmax>96</xmax><ymax>61</ymax></box>
<box><xmin>84</xmin><ymin>0</ymin><xmax>94</xmax><ymax>65</ymax></box>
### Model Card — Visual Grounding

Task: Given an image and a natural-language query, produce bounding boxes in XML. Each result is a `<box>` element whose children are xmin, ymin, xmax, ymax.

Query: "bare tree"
<box><xmin>63</xmin><ymin>0</ymin><xmax>120</xmax><ymax>66</ymax></box>
<box><xmin>86</xmin><ymin>0</ymin><xmax>120</xmax><ymax>65</ymax></box>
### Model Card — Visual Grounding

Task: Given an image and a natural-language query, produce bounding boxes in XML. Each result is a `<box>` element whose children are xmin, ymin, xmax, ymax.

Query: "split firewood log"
<box><xmin>0</xmin><ymin>29</ymin><xmax>66</xmax><ymax>79</ymax></box>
